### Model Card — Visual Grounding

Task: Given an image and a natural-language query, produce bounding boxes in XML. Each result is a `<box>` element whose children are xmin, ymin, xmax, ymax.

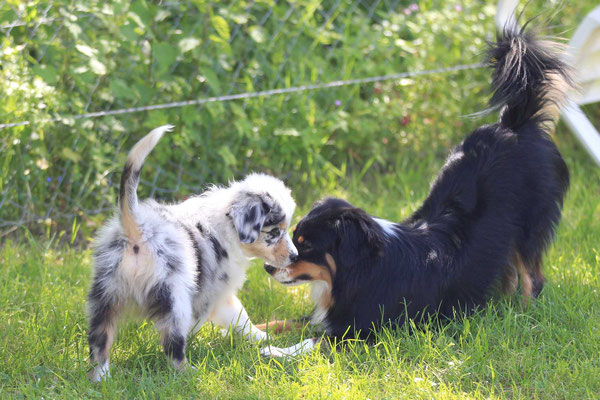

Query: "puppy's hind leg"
<box><xmin>87</xmin><ymin>283</ymin><xmax>120</xmax><ymax>382</ymax></box>
<box><xmin>210</xmin><ymin>295</ymin><xmax>267</xmax><ymax>342</ymax></box>
<box><xmin>152</xmin><ymin>284</ymin><xmax>193</xmax><ymax>370</ymax></box>
<box><xmin>160</xmin><ymin>327</ymin><xmax>189</xmax><ymax>370</ymax></box>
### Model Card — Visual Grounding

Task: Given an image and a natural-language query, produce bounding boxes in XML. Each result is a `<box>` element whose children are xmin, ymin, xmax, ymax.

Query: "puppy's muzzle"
<box><xmin>265</xmin><ymin>248</ymin><xmax>297</xmax><ymax>271</ymax></box>
<box><xmin>264</xmin><ymin>263</ymin><xmax>301</xmax><ymax>286</ymax></box>
<box><xmin>264</xmin><ymin>264</ymin><xmax>277</xmax><ymax>275</ymax></box>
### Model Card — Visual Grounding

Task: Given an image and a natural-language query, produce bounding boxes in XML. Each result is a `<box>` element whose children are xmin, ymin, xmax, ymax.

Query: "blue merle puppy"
<box><xmin>87</xmin><ymin>125</ymin><xmax>297</xmax><ymax>381</ymax></box>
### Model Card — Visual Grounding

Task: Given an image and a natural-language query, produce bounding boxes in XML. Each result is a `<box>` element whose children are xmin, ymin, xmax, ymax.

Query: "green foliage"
<box><xmin>0</xmin><ymin>0</ymin><xmax>494</xmax><ymax>237</ymax></box>
<box><xmin>1</xmin><ymin>0</ymin><xmax>596</xmax><ymax>240</ymax></box>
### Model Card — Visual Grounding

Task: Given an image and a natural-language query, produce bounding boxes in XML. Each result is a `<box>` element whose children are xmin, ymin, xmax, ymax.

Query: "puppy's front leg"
<box><xmin>209</xmin><ymin>295</ymin><xmax>267</xmax><ymax>342</ymax></box>
<box><xmin>154</xmin><ymin>284</ymin><xmax>194</xmax><ymax>370</ymax></box>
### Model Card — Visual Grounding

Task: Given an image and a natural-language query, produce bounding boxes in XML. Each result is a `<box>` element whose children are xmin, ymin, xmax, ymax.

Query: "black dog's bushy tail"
<box><xmin>486</xmin><ymin>26</ymin><xmax>573</xmax><ymax>132</ymax></box>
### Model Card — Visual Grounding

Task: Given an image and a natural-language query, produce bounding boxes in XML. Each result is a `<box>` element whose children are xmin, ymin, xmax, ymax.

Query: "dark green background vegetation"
<box><xmin>1</xmin><ymin>1</ymin><xmax>599</xmax><ymax>398</ymax></box>
<box><xmin>1</xmin><ymin>0</ymin><xmax>595</xmax><ymax>241</ymax></box>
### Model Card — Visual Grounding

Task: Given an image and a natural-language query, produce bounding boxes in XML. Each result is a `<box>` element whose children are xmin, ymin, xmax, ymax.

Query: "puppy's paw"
<box><xmin>260</xmin><ymin>344</ymin><xmax>299</xmax><ymax>358</ymax></box>
<box><xmin>260</xmin><ymin>345</ymin><xmax>288</xmax><ymax>358</ymax></box>
<box><xmin>180</xmin><ymin>362</ymin><xmax>198</xmax><ymax>373</ymax></box>
<box><xmin>260</xmin><ymin>339</ymin><xmax>318</xmax><ymax>358</ymax></box>
<box><xmin>88</xmin><ymin>364</ymin><xmax>110</xmax><ymax>382</ymax></box>
<box><xmin>171</xmin><ymin>357</ymin><xmax>195</xmax><ymax>372</ymax></box>
<box><xmin>250</xmin><ymin>328</ymin><xmax>268</xmax><ymax>343</ymax></box>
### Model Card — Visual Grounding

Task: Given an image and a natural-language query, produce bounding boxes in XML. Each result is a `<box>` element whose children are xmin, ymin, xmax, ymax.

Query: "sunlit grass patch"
<box><xmin>1</xmin><ymin>0</ymin><xmax>600</xmax><ymax>398</ymax></box>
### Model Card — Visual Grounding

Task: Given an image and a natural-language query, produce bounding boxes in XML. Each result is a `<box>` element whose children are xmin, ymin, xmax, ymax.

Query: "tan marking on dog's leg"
<box><xmin>529</xmin><ymin>257</ymin><xmax>546</xmax><ymax>299</ymax></box>
<box><xmin>503</xmin><ymin>256</ymin><xmax>519</xmax><ymax>296</ymax></box>
<box><xmin>515</xmin><ymin>253</ymin><xmax>533</xmax><ymax>308</ymax></box>
<box><xmin>255</xmin><ymin>319</ymin><xmax>308</xmax><ymax>335</ymax></box>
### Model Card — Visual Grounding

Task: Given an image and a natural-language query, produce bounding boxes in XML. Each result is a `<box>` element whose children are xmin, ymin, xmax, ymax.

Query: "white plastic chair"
<box><xmin>496</xmin><ymin>1</ymin><xmax>600</xmax><ymax>166</ymax></box>
<box><xmin>561</xmin><ymin>6</ymin><xmax>600</xmax><ymax>166</ymax></box>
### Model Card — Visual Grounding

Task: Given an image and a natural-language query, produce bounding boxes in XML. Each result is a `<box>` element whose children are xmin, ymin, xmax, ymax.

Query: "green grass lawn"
<box><xmin>2</xmin><ymin>0</ymin><xmax>600</xmax><ymax>398</ymax></box>
<box><xmin>1</xmin><ymin>131</ymin><xmax>599</xmax><ymax>399</ymax></box>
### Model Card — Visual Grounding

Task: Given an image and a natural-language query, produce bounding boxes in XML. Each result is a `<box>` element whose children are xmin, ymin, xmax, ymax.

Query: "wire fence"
<box><xmin>0</xmin><ymin>62</ymin><xmax>485</xmax><ymax>130</ymax></box>
<box><xmin>0</xmin><ymin>0</ymin><xmax>492</xmax><ymax>240</ymax></box>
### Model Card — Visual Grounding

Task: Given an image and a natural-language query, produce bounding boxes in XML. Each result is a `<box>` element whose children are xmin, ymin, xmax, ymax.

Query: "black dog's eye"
<box><xmin>299</xmin><ymin>240</ymin><xmax>312</xmax><ymax>250</ymax></box>
<box><xmin>295</xmin><ymin>234</ymin><xmax>313</xmax><ymax>250</ymax></box>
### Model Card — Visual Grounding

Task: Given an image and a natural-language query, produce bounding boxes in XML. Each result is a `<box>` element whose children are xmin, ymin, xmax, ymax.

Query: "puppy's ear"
<box><xmin>229</xmin><ymin>193</ymin><xmax>273</xmax><ymax>243</ymax></box>
<box><xmin>333</xmin><ymin>208</ymin><xmax>387</xmax><ymax>267</ymax></box>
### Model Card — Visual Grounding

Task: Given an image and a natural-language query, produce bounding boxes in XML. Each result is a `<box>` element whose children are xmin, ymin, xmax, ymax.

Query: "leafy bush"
<box><xmin>0</xmin><ymin>0</ymin><xmax>594</xmax><ymax>240</ymax></box>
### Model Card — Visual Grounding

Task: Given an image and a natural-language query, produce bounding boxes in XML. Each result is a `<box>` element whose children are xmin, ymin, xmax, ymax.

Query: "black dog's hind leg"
<box><xmin>502</xmin><ymin>257</ymin><xmax>519</xmax><ymax>297</ymax></box>
<box><xmin>522</xmin><ymin>254</ymin><xmax>546</xmax><ymax>299</ymax></box>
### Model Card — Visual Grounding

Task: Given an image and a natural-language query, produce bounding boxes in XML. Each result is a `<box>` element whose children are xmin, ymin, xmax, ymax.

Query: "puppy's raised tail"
<box><xmin>486</xmin><ymin>26</ymin><xmax>573</xmax><ymax>132</ymax></box>
<box><xmin>119</xmin><ymin>125</ymin><xmax>174</xmax><ymax>239</ymax></box>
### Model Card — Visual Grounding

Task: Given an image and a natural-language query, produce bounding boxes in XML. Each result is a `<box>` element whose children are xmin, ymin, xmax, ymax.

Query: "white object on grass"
<box><xmin>495</xmin><ymin>1</ymin><xmax>600</xmax><ymax>166</ymax></box>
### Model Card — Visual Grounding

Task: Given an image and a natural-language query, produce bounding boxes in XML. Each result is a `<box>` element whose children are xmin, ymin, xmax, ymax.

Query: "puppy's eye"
<box><xmin>265</xmin><ymin>228</ymin><xmax>280</xmax><ymax>236</ymax></box>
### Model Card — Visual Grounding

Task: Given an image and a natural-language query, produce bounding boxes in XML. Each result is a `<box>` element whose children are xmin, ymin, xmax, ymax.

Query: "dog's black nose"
<box><xmin>264</xmin><ymin>264</ymin><xmax>276</xmax><ymax>275</ymax></box>
<box><xmin>289</xmin><ymin>252</ymin><xmax>298</xmax><ymax>262</ymax></box>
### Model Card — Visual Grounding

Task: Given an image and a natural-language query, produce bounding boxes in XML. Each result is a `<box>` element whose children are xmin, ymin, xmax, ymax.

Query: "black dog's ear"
<box><xmin>229</xmin><ymin>193</ymin><xmax>273</xmax><ymax>243</ymax></box>
<box><xmin>333</xmin><ymin>207</ymin><xmax>387</xmax><ymax>267</ymax></box>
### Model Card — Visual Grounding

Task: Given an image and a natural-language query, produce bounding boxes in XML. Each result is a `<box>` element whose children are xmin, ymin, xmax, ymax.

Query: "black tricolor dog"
<box><xmin>261</xmin><ymin>26</ymin><xmax>572</xmax><ymax>356</ymax></box>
